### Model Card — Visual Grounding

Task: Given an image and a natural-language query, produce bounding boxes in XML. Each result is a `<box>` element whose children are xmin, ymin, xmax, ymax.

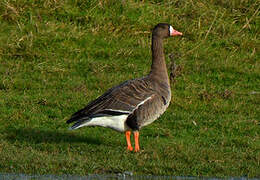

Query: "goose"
<box><xmin>67</xmin><ymin>23</ymin><xmax>182</xmax><ymax>152</ymax></box>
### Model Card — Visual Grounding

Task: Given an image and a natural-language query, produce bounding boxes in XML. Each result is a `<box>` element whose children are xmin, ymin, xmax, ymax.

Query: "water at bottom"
<box><xmin>0</xmin><ymin>173</ymin><xmax>258</xmax><ymax>180</ymax></box>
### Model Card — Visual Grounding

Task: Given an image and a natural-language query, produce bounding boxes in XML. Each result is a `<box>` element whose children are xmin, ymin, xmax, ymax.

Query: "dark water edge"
<box><xmin>0</xmin><ymin>173</ymin><xmax>259</xmax><ymax>180</ymax></box>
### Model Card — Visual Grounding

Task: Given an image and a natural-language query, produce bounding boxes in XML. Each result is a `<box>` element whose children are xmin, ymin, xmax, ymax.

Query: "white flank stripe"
<box><xmin>105</xmin><ymin>96</ymin><xmax>152</xmax><ymax>114</ymax></box>
<box><xmin>134</xmin><ymin>96</ymin><xmax>152</xmax><ymax>110</ymax></box>
<box><xmin>105</xmin><ymin>109</ymin><xmax>131</xmax><ymax>114</ymax></box>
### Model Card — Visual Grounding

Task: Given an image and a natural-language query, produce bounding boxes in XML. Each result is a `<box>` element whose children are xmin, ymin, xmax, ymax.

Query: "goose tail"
<box><xmin>68</xmin><ymin>118</ymin><xmax>90</xmax><ymax>130</ymax></box>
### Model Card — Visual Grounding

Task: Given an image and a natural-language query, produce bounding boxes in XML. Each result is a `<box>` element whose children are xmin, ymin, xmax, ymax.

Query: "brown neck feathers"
<box><xmin>149</xmin><ymin>35</ymin><xmax>169</xmax><ymax>84</ymax></box>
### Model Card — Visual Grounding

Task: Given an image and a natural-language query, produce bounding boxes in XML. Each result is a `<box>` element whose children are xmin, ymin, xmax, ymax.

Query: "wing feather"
<box><xmin>67</xmin><ymin>77</ymin><xmax>156</xmax><ymax>123</ymax></box>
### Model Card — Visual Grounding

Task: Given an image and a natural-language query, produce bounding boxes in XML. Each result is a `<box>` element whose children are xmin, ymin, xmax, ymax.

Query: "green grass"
<box><xmin>0</xmin><ymin>0</ymin><xmax>259</xmax><ymax>177</ymax></box>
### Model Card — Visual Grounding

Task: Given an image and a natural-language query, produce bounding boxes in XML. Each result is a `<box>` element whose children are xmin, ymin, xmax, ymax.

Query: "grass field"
<box><xmin>0</xmin><ymin>0</ymin><xmax>259</xmax><ymax>177</ymax></box>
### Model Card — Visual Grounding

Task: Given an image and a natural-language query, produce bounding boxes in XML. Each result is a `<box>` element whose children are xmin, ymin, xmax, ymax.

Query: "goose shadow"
<box><xmin>4</xmin><ymin>127</ymin><xmax>102</xmax><ymax>145</ymax></box>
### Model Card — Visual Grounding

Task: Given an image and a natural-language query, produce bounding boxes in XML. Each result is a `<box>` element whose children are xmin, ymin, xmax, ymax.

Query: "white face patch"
<box><xmin>169</xmin><ymin>25</ymin><xmax>174</xmax><ymax>36</ymax></box>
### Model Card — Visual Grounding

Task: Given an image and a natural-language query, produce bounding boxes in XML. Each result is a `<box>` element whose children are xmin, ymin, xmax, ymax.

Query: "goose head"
<box><xmin>152</xmin><ymin>23</ymin><xmax>182</xmax><ymax>38</ymax></box>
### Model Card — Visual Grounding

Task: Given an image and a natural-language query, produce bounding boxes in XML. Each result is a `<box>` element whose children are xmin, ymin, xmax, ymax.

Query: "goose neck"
<box><xmin>150</xmin><ymin>36</ymin><xmax>169</xmax><ymax>83</ymax></box>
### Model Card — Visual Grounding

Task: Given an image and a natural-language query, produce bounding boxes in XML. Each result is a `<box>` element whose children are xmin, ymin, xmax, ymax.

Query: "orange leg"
<box><xmin>125</xmin><ymin>131</ymin><xmax>133</xmax><ymax>151</ymax></box>
<box><xmin>134</xmin><ymin>131</ymin><xmax>140</xmax><ymax>152</ymax></box>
